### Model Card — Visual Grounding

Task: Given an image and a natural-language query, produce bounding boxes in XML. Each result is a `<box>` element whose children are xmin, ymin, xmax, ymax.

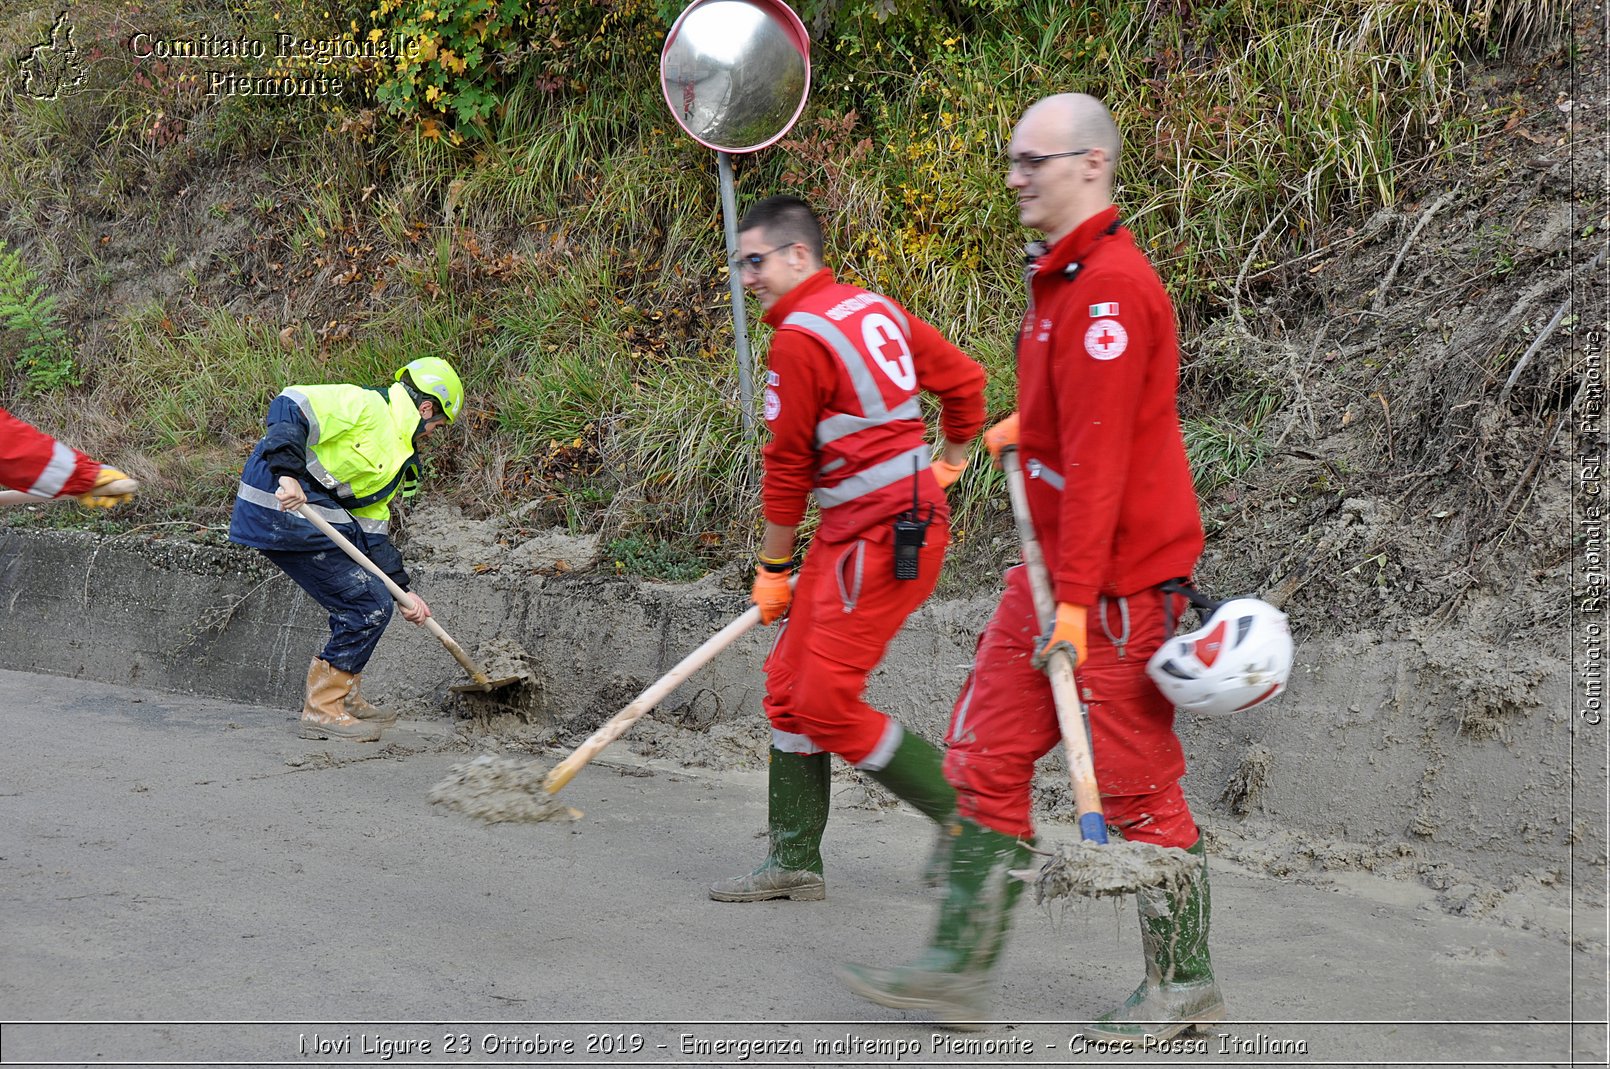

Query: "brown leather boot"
<box><xmin>344</xmin><ymin>672</ymin><xmax>398</xmax><ymax>726</ymax></box>
<box><xmin>299</xmin><ymin>658</ymin><xmax>382</xmax><ymax>742</ymax></box>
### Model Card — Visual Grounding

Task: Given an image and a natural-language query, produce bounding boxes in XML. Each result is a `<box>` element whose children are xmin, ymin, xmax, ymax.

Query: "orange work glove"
<box><xmin>77</xmin><ymin>466</ymin><xmax>135</xmax><ymax>509</ymax></box>
<box><xmin>982</xmin><ymin>413</ymin><xmax>1020</xmax><ymax>467</ymax></box>
<box><xmin>933</xmin><ymin>456</ymin><xmax>968</xmax><ymax>489</ymax></box>
<box><xmin>751</xmin><ymin>563</ymin><xmax>793</xmax><ymax>625</ymax></box>
<box><xmin>1031</xmin><ymin>602</ymin><xmax>1089</xmax><ymax>671</ymax></box>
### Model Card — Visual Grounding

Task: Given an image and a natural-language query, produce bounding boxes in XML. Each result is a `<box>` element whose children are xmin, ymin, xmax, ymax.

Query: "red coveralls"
<box><xmin>761</xmin><ymin>269</ymin><xmax>986</xmax><ymax>767</ymax></box>
<box><xmin>944</xmin><ymin>207</ymin><xmax>1206</xmax><ymax>847</ymax></box>
<box><xmin>0</xmin><ymin>406</ymin><xmax>100</xmax><ymax>498</ymax></box>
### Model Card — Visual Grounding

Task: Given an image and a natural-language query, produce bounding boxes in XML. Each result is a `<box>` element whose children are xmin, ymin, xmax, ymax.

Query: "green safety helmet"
<box><xmin>395</xmin><ymin>356</ymin><xmax>463</xmax><ymax>423</ymax></box>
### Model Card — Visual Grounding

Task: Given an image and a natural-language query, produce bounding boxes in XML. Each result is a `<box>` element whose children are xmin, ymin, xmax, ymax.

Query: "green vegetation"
<box><xmin>0</xmin><ymin>243</ymin><xmax>76</xmax><ymax>395</ymax></box>
<box><xmin>0</xmin><ymin>0</ymin><xmax>1565</xmax><ymax>578</ymax></box>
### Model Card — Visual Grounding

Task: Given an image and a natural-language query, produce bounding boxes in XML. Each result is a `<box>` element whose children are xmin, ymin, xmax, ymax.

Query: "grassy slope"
<box><xmin>0</xmin><ymin>0</ymin><xmax>1575</xmax><ymax>597</ymax></box>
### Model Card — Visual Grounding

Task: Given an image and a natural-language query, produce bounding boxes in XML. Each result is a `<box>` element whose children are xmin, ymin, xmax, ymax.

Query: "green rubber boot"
<box><xmin>709</xmin><ymin>748</ymin><xmax>830</xmax><ymax>902</ymax></box>
<box><xmin>837</xmin><ymin>818</ymin><xmax>1031</xmax><ymax>1030</ymax></box>
<box><xmin>1084</xmin><ymin>838</ymin><xmax>1226</xmax><ymax>1043</ymax></box>
<box><xmin>861</xmin><ymin>727</ymin><xmax>959</xmax><ymax>889</ymax></box>
<box><xmin>863</xmin><ymin>727</ymin><xmax>956</xmax><ymax>823</ymax></box>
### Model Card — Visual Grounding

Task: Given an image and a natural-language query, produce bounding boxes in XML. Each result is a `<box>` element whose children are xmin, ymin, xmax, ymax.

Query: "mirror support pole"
<box><xmin>718</xmin><ymin>149</ymin><xmax>757</xmax><ymax>444</ymax></box>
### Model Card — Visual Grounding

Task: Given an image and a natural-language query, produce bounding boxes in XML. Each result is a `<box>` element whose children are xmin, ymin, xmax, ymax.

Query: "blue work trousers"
<box><xmin>262</xmin><ymin>547</ymin><xmax>395</xmax><ymax>673</ymax></box>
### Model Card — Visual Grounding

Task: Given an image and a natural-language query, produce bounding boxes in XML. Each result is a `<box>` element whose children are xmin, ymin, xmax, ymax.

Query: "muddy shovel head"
<box><xmin>449</xmin><ymin>674</ymin><xmax>526</xmax><ymax>694</ymax></box>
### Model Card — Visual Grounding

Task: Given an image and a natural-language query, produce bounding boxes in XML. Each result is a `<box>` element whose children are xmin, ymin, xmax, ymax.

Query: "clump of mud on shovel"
<box><xmin>471</xmin><ymin>638</ymin><xmax>538</xmax><ymax>687</ymax></box>
<box><xmin>1012</xmin><ymin>840</ymin><xmax>1200</xmax><ymax>902</ymax></box>
<box><xmin>452</xmin><ymin>638</ymin><xmax>552</xmax><ymax>736</ymax></box>
<box><xmin>427</xmin><ymin>755</ymin><xmax>580</xmax><ymax>823</ymax></box>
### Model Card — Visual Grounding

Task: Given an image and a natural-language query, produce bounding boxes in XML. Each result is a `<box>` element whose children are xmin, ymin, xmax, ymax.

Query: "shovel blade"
<box><xmin>450</xmin><ymin>675</ymin><xmax>525</xmax><ymax>694</ymax></box>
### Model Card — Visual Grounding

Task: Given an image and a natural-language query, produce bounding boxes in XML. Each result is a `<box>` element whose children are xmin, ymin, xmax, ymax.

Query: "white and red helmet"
<box><xmin>1146</xmin><ymin>598</ymin><xmax>1293</xmax><ymax>716</ymax></box>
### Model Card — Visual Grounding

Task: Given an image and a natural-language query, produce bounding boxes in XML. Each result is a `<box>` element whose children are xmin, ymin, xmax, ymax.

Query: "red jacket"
<box><xmin>0</xmin><ymin>406</ymin><xmax>99</xmax><ymax>498</ymax></box>
<box><xmin>1016</xmin><ymin>206</ymin><xmax>1203</xmax><ymax>604</ymax></box>
<box><xmin>761</xmin><ymin>269</ymin><xmax>986</xmax><ymax>542</ymax></box>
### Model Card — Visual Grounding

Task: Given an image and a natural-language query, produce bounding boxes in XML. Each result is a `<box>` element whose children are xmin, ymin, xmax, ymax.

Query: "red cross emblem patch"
<box><xmin>1084</xmin><ymin>317</ymin><xmax>1128</xmax><ymax>360</ymax></box>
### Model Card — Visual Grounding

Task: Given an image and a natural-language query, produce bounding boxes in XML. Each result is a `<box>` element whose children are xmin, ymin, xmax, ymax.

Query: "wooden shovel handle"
<box><xmin>295</xmin><ymin>504</ymin><xmax>493</xmax><ymax>685</ymax></box>
<box><xmin>542</xmin><ymin>585</ymin><xmax>791</xmax><ymax>795</ymax></box>
<box><xmin>1001</xmin><ymin>449</ymin><xmax>1109</xmax><ymax>843</ymax></box>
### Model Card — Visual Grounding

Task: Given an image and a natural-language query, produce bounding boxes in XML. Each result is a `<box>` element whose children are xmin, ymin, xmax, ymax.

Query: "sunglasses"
<box><xmin>731</xmin><ymin>243</ymin><xmax>797</xmax><ymax>271</ymax></box>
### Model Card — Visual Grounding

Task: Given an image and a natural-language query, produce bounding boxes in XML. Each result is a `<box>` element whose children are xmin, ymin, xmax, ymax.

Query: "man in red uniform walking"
<box><xmin>0</xmin><ymin>406</ymin><xmax>135</xmax><ymax>508</ymax></box>
<box><xmin>841</xmin><ymin>94</ymin><xmax>1222</xmax><ymax>1039</ymax></box>
<box><xmin>708</xmin><ymin>195</ymin><xmax>987</xmax><ymax>904</ymax></box>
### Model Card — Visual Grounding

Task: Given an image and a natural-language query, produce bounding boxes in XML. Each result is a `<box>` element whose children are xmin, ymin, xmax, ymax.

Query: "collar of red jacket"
<box><xmin>762</xmin><ymin>267</ymin><xmax>837</xmax><ymax>327</ymax></box>
<box><xmin>1033</xmin><ymin>204</ymin><xmax>1122</xmax><ymax>275</ymax></box>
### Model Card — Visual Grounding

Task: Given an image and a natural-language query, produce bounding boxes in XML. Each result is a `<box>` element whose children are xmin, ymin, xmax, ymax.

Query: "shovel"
<box><xmin>1000</xmin><ymin>448</ymin><xmax>1198</xmax><ymax>898</ymax></box>
<box><xmin>0</xmin><ymin>478</ymin><xmax>140</xmax><ymax>506</ymax></box>
<box><xmin>540</xmin><ymin>599</ymin><xmax>769</xmax><ymax>794</ymax></box>
<box><xmin>1000</xmin><ymin>449</ymin><xmax>1108</xmax><ymax>844</ymax></box>
<box><xmin>295</xmin><ymin>504</ymin><xmax>523</xmax><ymax>694</ymax></box>
<box><xmin>430</xmin><ymin>582</ymin><xmax>791</xmax><ymax>823</ymax></box>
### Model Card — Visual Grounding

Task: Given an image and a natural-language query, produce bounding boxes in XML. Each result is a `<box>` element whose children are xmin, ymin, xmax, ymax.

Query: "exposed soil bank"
<box><xmin>0</xmin><ymin>525</ymin><xmax>1598</xmax><ymax>947</ymax></box>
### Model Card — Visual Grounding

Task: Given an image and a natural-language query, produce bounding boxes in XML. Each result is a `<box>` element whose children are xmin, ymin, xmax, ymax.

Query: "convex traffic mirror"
<box><xmin>660</xmin><ymin>0</ymin><xmax>810</xmax><ymax>153</ymax></box>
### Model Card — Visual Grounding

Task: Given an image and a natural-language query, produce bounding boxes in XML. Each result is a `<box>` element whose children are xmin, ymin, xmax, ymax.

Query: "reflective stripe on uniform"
<box><xmin>307</xmin><ymin>457</ymin><xmax>352</xmax><ymax>498</ymax></box>
<box><xmin>234</xmin><ymin>481</ymin><xmax>388</xmax><ymax>536</ymax></box>
<box><xmin>784</xmin><ymin>308</ymin><xmax>922</xmax><ymax>453</ymax></box>
<box><xmin>864</xmin><ymin>294</ymin><xmax>910</xmax><ymax>336</ymax></box>
<box><xmin>782</xmin><ymin>310</ymin><xmax>893</xmax><ymax>423</ymax></box>
<box><xmin>771</xmin><ymin>728</ymin><xmax>825</xmax><ymax>756</ymax></box>
<box><xmin>814</xmin><ymin>444</ymin><xmax>930</xmax><ymax>508</ymax></box>
<box><xmin>815</xmin><ymin>398</ymin><xmax>922</xmax><ymax>448</ymax></box>
<box><xmin>281</xmin><ymin>389</ymin><xmax>321</xmax><ymax>445</ymax></box>
<box><xmin>853</xmin><ymin>718</ymin><xmax>903</xmax><ymax>771</ymax></box>
<box><xmin>29</xmin><ymin>441</ymin><xmax>78</xmax><ymax>497</ymax></box>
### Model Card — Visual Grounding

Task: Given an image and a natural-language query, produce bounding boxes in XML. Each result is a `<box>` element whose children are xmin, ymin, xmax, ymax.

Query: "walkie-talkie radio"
<box><xmin>893</xmin><ymin>457</ymin><xmax>934</xmax><ymax>581</ymax></box>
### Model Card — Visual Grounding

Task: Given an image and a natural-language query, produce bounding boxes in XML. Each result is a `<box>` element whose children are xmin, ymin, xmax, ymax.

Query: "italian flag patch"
<box><xmin>1089</xmin><ymin>302</ymin><xmax>1119</xmax><ymax>317</ymax></box>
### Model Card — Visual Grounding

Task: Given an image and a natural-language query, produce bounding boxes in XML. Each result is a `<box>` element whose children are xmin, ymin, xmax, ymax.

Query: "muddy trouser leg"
<box><xmin>836</xmin><ymin>575</ymin><xmax>1057</xmax><ymax>1026</ymax></box>
<box><xmin>262</xmin><ymin>548</ymin><xmax>394</xmax><ymax>673</ymax></box>
<box><xmin>943</xmin><ymin>568</ymin><xmax>1064</xmax><ymax>841</ymax></box>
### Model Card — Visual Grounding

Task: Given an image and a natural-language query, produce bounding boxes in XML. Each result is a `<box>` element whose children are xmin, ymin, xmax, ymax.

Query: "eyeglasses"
<box><xmin>731</xmin><ymin>243</ymin><xmax>796</xmax><ymax>272</ymax></box>
<box><xmin>1007</xmin><ymin>149</ymin><xmax>1090</xmax><ymax>175</ymax></box>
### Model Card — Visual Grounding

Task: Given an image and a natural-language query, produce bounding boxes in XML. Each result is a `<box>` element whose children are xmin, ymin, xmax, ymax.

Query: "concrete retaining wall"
<box><xmin>0</xmin><ymin>527</ymin><xmax>1596</xmax><ymax>894</ymax></box>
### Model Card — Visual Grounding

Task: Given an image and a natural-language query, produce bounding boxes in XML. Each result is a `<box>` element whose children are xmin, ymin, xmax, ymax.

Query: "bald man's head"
<box><xmin>1024</xmin><ymin>93</ymin><xmax>1120</xmax><ymax>173</ymax></box>
<box><xmin>1007</xmin><ymin>93</ymin><xmax>1122</xmax><ymax>243</ymax></box>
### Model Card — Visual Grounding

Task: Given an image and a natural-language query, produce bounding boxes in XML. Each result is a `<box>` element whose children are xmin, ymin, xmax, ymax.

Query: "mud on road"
<box><xmin>0</xmin><ymin>669</ymin><xmax>1603</xmax><ymax>1067</ymax></box>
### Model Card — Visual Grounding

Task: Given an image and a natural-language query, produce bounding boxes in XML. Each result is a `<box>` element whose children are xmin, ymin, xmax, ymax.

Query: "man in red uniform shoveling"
<box><xmin>708</xmin><ymin>195</ymin><xmax>987</xmax><ymax>904</ymax></box>
<box><xmin>840</xmin><ymin>92</ymin><xmax>1225</xmax><ymax>1039</ymax></box>
<box><xmin>0</xmin><ymin>406</ymin><xmax>135</xmax><ymax>508</ymax></box>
